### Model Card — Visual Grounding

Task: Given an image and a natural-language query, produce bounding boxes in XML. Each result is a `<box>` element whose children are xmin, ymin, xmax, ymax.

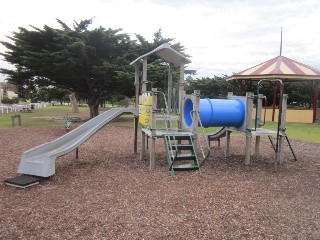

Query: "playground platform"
<box><xmin>142</xmin><ymin>128</ymin><xmax>194</xmax><ymax>138</ymax></box>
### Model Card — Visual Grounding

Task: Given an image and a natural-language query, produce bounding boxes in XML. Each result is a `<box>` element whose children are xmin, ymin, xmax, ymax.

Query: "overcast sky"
<box><xmin>0</xmin><ymin>0</ymin><xmax>319</xmax><ymax>81</ymax></box>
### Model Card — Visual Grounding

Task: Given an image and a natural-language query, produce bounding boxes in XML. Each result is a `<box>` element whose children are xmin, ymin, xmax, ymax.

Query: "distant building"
<box><xmin>0</xmin><ymin>82</ymin><xmax>18</xmax><ymax>103</ymax></box>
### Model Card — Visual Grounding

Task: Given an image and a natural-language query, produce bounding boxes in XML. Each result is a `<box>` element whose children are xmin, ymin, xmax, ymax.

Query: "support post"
<box><xmin>244</xmin><ymin>131</ymin><xmax>252</xmax><ymax>165</ymax></box>
<box><xmin>134</xmin><ymin>63</ymin><xmax>140</xmax><ymax>107</ymax></box>
<box><xmin>272</xmin><ymin>83</ymin><xmax>278</xmax><ymax>122</ymax></box>
<box><xmin>178</xmin><ymin>63</ymin><xmax>185</xmax><ymax>128</ymax></box>
<box><xmin>277</xmin><ymin>94</ymin><xmax>288</xmax><ymax>164</ymax></box>
<box><xmin>142</xmin><ymin>57</ymin><xmax>147</xmax><ymax>92</ymax></box>
<box><xmin>192</xmin><ymin>90</ymin><xmax>200</xmax><ymax>135</ymax></box>
<box><xmin>149</xmin><ymin>88</ymin><xmax>157</xmax><ymax>170</ymax></box>
<box><xmin>76</xmin><ymin>148</ymin><xmax>79</xmax><ymax>159</ymax></box>
<box><xmin>134</xmin><ymin>117</ymin><xmax>138</xmax><ymax>154</ymax></box>
<box><xmin>168</xmin><ymin>63</ymin><xmax>173</xmax><ymax>113</ymax></box>
<box><xmin>140</xmin><ymin>132</ymin><xmax>145</xmax><ymax>161</ymax></box>
<box><xmin>312</xmin><ymin>81</ymin><xmax>319</xmax><ymax>123</ymax></box>
<box><xmin>255</xmin><ymin>94</ymin><xmax>263</xmax><ymax>156</ymax></box>
<box><xmin>134</xmin><ymin>63</ymin><xmax>140</xmax><ymax>154</ymax></box>
<box><xmin>244</xmin><ymin>92</ymin><xmax>254</xmax><ymax>165</ymax></box>
<box><xmin>225</xmin><ymin>130</ymin><xmax>231</xmax><ymax>158</ymax></box>
<box><xmin>149</xmin><ymin>138</ymin><xmax>155</xmax><ymax>170</ymax></box>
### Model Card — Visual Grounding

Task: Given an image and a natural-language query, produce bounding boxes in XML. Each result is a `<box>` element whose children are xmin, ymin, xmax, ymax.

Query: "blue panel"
<box><xmin>183</xmin><ymin>98</ymin><xmax>194</xmax><ymax>127</ymax></box>
<box><xmin>183</xmin><ymin>97</ymin><xmax>245</xmax><ymax>128</ymax></box>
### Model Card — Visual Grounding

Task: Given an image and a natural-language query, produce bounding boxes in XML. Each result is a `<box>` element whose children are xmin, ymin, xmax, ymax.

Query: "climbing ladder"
<box><xmin>163</xmin><ymin>134</ymin><xmax>200</xmax><ymax>176</ymax></box>
<box><xmin>151</xmin><ymin>90</ymin><xmax>210</xmax><ymax>176</ymax></box>
<box><xmin>268</xmin><ymin>134</ymin><xmax>297</xmax><ymax>162</ymax></box>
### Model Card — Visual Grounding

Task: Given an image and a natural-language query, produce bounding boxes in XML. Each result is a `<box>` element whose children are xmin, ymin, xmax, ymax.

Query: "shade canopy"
<box><xmin>226</xmin><ymin>55</ymin><xmax>320</xmax><ymax>123</ymax></box>
<box><xmin>227</xmin><ymin>55</ymin><xmax>320</xmax><ymax>81</ymax></box>
<box><xmin>130</xmin><ymin>43</ymin><xmax>191</xmax><ymax>67</ymax></box>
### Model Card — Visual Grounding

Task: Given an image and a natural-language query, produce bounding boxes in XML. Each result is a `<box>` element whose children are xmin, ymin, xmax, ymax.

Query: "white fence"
<box><xmin>0</xmin><ymin>102</ymin><xmax>50</xmax><ymax>114</ymax></box>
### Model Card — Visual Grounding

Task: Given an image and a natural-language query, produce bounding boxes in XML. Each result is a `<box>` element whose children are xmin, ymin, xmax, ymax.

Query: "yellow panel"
<box><xmin>139</xmin><ymin>114</ymin><xmax>152</xmax><ymax>127</ymax></box>
<box><xmin>139</xmin><ymin>105</ymin><xmax>152</xmax><ymax>116</ymax></box>
<box><xmin>143</xmin><ymin>95</ymin><xmax>153</xmax><ymax>106</ymax></box>
<box><xmin>143</xmin><ymin>115</ymin><xmax>152</xmax><ymax>126</ymax></box>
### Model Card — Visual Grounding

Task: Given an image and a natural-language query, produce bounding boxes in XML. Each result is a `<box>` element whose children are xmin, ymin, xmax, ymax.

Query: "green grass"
<box><xmin>261</xmin><ymin>121</ymin><xmax>320</xmax><ymax>143</ymax></box>
<box><xmin>0</xmin><ymin>106</ymin><xmax>92</xmax><ymax>130</ymax></box>
<box><xmin>0</xmin><ymin>106</ymin><xmax>319</xmax><ymax>143</ymax></box>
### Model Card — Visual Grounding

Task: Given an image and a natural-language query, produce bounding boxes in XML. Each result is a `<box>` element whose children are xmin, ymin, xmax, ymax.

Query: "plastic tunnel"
<box><xmin>183</xmin><ymin>98</ymin><xmax>245</xmax><ymax>128</ymax></box>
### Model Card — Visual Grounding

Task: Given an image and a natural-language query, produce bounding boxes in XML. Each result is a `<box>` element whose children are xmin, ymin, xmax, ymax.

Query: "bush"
<box><xmin>119</xmin><ymin>96</ymin><xmax>133</xmax><ymax>108</ymax></box>
<box><xmin>1</xmin><ymin>97</ymin><xmax>19</xmax><ymax>104</ymax></box>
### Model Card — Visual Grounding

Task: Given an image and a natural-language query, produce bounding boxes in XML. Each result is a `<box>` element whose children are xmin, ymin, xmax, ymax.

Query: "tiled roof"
<box><xmin>227</xmin><ymin>56</ymin><xmax>320</xmax><ymax>81</ymax></box>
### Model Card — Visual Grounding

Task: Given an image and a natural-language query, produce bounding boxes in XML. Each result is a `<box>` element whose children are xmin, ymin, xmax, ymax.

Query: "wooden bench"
<box><xmin>11</xmin><ymin>115</ymin><xmax>21</xmax><ymax>127</ymax></box>
<box><xmin>20</xmin><ymin>108</ymin><xmax>32</xmax><ymax>113</ymax></box>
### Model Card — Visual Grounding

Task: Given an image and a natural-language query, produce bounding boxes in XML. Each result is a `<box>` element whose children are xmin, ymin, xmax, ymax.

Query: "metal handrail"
<box><xmin>257</xmin><ymin>79</ymin><xmax>284</xmax><ymax>170</ymax></box>
<box><xmin>192</xmin><ymin>109</ymin><xmax>211</xmax><ymax>167</ymax></box>
<box><xmin>152</xmin><ymin>90</ymin><xmax>178</xmax><ymax>167</ymax></box>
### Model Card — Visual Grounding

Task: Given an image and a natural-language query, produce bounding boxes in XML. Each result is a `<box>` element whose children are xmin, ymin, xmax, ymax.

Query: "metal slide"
<box><xmin>207</xmin><ymin>127</ymin><xmax>227</xmax><ymax>139</ymax></box>
<box><xmin>17</xmin><ymin>108</ymin><xmax>138</xmax><ymax>177</ymax></box>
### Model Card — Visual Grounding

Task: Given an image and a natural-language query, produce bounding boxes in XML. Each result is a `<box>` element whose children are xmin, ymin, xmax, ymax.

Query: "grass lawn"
<box><xmin>0</xmin><ymin>105</ymin><xmax>319</xmax><ymax>143</ymax></box>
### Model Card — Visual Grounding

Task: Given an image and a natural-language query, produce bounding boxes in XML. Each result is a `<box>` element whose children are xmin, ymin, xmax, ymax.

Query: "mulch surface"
<box><xmin>0</xmin><ymin>126</ymin><xmax>319</xmax><ymax>239</ymax></box>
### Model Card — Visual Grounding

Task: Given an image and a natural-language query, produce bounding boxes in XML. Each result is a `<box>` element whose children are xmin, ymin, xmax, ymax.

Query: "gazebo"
<box><xmin>227</xmin><ymin>55</ymin><xmax>320</xmax><ymax>123</ymax></box>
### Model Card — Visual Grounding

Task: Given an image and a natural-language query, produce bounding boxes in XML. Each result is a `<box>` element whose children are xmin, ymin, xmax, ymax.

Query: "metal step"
<box><xmin>171</xmin><ymin>153</ymin><xmax>196</xmax><ymax>161</ymax></box>
<box><xmin>4</xmin><ymin>175</ymin><xmax>41</xmax><ymax>188</ymax></box>
<box><xmin>172</xmin><ymin>163</ymin><xmax>200</xmax><ymax>171</ymax></box>
<box><xmin>167</xmin><ymin>135</ymin><xmax>192</xmax><ymax>141</ymax></box>
<box><xmin>169</xmin><ymin>144</ymin><xmax>194</xmax><ymax>150</ymax></box>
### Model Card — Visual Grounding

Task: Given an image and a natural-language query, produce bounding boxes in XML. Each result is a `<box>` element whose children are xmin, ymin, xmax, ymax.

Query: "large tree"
<box><xmin>0</xmin><ymin>19</ymin><xmax>136</xmax><ymax>118</ymax></box>
<box><xmin>1</xmin><ymin>21</ymin><xmax>193</xmax><ymax>117</ymax></box>
<box><xmin>186</xmin><ymin>75</ymin><xmax>233</xmax><ymax>99</ymax></box>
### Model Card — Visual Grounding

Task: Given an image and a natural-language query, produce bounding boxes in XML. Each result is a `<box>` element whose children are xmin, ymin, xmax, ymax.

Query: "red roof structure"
<box><xmin>227</xmin><ymin>55</ymin><xmax>320</xmax><ymax>123</ymax></box>
<box><xmin>227</xmin><ymin>55</ymin><xmax>320</xmax><ymax>81</ymax></box>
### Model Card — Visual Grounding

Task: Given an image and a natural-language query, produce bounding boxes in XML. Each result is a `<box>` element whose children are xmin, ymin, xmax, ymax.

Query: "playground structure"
<box><xmin>131</xmin><ymin>43</ymin><xmax>296</xmax><ymax>176</ymax></box>
<box><xmin>5</xmin><ymin>43</ymin><xmax>297</xmax><ymax>187</ymax></box>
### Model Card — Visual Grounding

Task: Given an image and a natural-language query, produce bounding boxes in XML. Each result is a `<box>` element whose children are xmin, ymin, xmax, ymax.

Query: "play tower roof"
<box><xmin>130</xmin><ymin>43</ymin><xmax>191</xmax><ymax>66</ymax></box>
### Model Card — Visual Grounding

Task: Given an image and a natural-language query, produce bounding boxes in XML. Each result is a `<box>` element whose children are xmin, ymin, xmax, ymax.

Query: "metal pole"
<box><xmin>272</xmin><ymin>83</ymin><xmax>277</xmax><ymax>122</ymax></box>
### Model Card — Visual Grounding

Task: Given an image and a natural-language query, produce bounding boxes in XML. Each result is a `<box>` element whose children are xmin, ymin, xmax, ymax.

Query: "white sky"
<box><xmin>0</xmin><ymin>0</ymin><xmax>320</xmax><ymax>81</ymax></box>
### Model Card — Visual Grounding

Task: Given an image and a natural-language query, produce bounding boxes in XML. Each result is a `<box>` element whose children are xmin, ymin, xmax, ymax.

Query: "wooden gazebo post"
<box><xmin>313</xmin><ymin>81</ymin><xmax>319</xmax><ymax>123</ymax></box>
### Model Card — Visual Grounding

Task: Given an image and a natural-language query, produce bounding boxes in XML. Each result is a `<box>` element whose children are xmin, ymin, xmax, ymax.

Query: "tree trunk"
<box><xmin>69</xmin><ymin>92</ymin><xmax>79</xmax><ymax>113</ymax></box>
<box><xmin>88</xmin><ymin>97</ymin><xmax>100</xmax><ymax>118</ymax></box>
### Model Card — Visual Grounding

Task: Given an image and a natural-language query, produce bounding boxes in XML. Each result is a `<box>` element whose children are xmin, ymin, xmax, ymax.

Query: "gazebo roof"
<box><xmin>130</xmin><ymin>43</ymin><xmax>191</xmax><ymax>67</ymax></box>
<box><xmin>227</xmin><ymin>55</ymin><xmax>320</xmax><ymax>81</ymax></box>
